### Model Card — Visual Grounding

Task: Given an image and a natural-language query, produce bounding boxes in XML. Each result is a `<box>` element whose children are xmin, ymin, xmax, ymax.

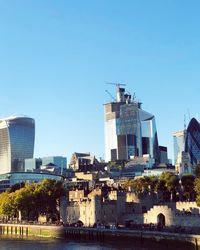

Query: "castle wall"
<box><xmin>61</xmin><ymin>192</ymin><xmax>200</xmax><ymax>229</ymax></box>
<box><xmin>122</xmin><ymin>214</ymin><xmax>144</xmax><ymax>224</ymax></box>
<box><xmin>176</xmin><ymin>202</ymin><xmax>200</xmax><ymax>214</ymax></box>
<box><xmin>174</xmin><ymin>214</ymin><xmax>200</xmax><ymax>227</ymax></box>
<box><xmin>144</xmin><ymin>205</ymin><xmax>173</xmax><ymax>226</ymax></box>
<box><xmin>144</xmin><ymin>203</ymin><xmax>200</xmax><ymax>228</ymax></box>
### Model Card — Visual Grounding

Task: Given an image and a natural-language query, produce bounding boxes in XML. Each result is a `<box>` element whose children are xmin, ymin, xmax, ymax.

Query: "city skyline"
<box><xmin>1</xmin><ymin>1</ymin><xmax>200</xmax><ymax>162</ymax></box>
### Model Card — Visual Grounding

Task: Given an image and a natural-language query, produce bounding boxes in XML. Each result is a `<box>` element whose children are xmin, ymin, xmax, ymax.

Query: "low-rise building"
<box><xmin>25</xmin><ymin>156</ymin><xmax>67</xmax><ymax>175</ymax></box>
<box><xmin>0</xmin><ymin>172</ymin><xmax>63</xmax><ymax>192</ymax></box>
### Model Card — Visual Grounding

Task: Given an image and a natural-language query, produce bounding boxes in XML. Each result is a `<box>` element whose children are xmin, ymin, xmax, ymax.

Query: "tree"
<box><xmin>0</xmin><ymin>179</ymin><xmax>65</xmax><ymax>222</ymax></box>
<box><xmin>181</xmin><ymin>174</ymin><xmax>195</xmax><ymax>201</ymax></box>
<box><xmin>148</xmin><ymin>176</ymin><xmax>159</xmax><ymax>192</ymax></box>
<box><xmin>123</xmin><ymin>176</ymin><xmax>158</xmax><ymax>193</ymax></box>
<box><xmin>195</xmin><ymin>164</ymin><xmax>200</xmax><ymax>178</ymax></box>
<box><xmin>155</xmin><ymin>179</ymin><xmax>168</xmax><ymax>202</ymax></box>
<box><xmin>195</xmin><ymin>178</ymin><xmax>200</xmax><ymax>206</ymax></box>
<box><xmin>33</xmin><ymin>179</ymin><xmax>65</xmax><ymax>221</ymax></box>
<box><xmin>108</xmin><ymin>161</ymin><xmax>123</xmax><ymax>171</ymax></box>
<box><xmin>14</xmin><ymin>183</ymin><xmax>37</xmax><ymax>220</ymax></box>
<box><xmin>0</xmin><ymin>192</ymin><xmax>17</xmax><ymax>219</ymax></box>
<box><xmin>160</xmin><ymin>172</ymin><xmax>179</xmax><ymax>201</ymax></box>
<box><xmin>8</xmin><ymin>182</ymin><xmax>25</xmax><ymax>193</ymax></box>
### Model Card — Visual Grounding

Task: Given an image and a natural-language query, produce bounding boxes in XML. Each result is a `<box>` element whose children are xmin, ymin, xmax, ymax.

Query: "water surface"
<box><xmin>0</xmin><ymin>236</ymin><xmax>194</xmax><ymax>250</ymax></box>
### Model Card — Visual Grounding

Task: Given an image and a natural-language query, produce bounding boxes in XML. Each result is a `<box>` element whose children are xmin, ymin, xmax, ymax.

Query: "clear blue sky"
<box><xmin>0</xmin><ymin>1</ymin><xmax>200</xmax><ymax>162</ymax></box>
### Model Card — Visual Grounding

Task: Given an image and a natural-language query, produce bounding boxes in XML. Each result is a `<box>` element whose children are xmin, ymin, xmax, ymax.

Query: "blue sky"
<box><xmin>0</xmin><ymin>1</ymin><xmax>200</xmax><ymax>162</ymax></box>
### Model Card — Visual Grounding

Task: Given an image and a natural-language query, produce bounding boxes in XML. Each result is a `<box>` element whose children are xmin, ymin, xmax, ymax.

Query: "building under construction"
<box><xmin>104</xmin><ymin>84</ymin><xmax>160</xmax><ymax>166</ymax></box>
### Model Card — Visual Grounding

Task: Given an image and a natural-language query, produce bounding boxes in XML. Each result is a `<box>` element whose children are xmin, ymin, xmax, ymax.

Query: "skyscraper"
<box><xmin>185</xmin><ymin>118</ymin><xmax>200</xmax><ymax>167</ymax></box>
<box><xmin>0</xmin><ymin>115</ymin><xmax>35</xmax><ymax>174</ymax></box>
<box><xmin>104</xmin><ymin>87</ymin><xmax>160</xmax><ymax>164</ymax></box>
<box><xmin>173</xmin><ymin>118</ymin><xmax>200</xmax><ymax>175</ymax></box>
<box><xmin>173</xmin><ymin>130</ymin><xmax>186</xmax><ymax>165</ymax></box>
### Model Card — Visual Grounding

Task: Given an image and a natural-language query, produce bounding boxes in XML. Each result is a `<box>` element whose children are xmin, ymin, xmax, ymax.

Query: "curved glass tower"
<box><xmin>0</xmin><ymin>115</ymin><xmax>35</xmax><ymax>174</ymax></box>
<box><xmin>139</xmin><ymin>110</ymin><xmax>160</xmax><ymax>165</ymax></box>
<box><xmin>185</xmin><ymin>118</ymin><xmax>200</xmax><ymax>166</ymax></box>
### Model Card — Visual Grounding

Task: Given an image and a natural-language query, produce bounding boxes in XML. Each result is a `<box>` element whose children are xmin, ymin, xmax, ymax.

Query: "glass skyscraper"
<box><xmin>173</xmin><ymin>130</ymin><xmax>186</xmax><ymax>165</ymax></box>
<box><xmin>0</xmin><ymin>115</ymin><xmax>35</xmax><ymax>174</ymax></box>
<box><xmin>104</xmin><ymin>87</ymin><xmax>160</xmax><ymax>164</ymax></box>
<box><xmin>185</xmin><ymin>118</ymin><xmax>200</xmax><ymax>167</ymax></box>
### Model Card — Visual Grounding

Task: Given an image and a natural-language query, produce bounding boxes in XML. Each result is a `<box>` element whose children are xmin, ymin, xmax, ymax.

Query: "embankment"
<box><xmin>0</xmin><ymin>224</ymin><xmax>199</xmax><ymax>248</ymax></box>
<box><xmin>65</xmin><ymin>227</ymin><xmax>199</xmax><ymax>248</ymax></box>
<box><xmin>0</xmin><ymin>223</ymin><xmax>65</xmax><ymax>238</ymax></box>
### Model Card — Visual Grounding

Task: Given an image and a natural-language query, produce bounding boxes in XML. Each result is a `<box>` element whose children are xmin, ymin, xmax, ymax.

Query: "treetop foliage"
<box><xmin>0</xmin><ymin>179</ymin><xmax>65</xmax><ymax>221</ymax></box>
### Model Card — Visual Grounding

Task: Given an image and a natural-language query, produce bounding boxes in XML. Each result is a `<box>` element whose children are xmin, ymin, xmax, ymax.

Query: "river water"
<box><xmin>0</xmin><ymin>236</ymin><xmax>194</xmax><ymax>250</ymax></box>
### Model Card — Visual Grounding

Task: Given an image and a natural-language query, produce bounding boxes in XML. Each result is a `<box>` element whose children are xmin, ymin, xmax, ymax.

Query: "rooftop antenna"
<box><xmin>106</xmin><ymin>82</ymin><xmax>126</xmax><ymax>91</ymax></box>
<box><xmin>106</xmin><ymin>82</ymin><xmax>127</xmax><ymax>102</ymax></box>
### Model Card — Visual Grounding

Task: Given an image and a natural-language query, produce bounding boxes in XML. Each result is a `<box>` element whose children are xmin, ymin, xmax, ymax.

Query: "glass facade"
<box><xmin>140</xmin><ymin>111</ymin><xmax>160</xmax><ymax>165</ymax></box>
<box><xmin>42</xmin><ymin>156</ymin><xmax>67</xmax><ymax>170</ymax></box>
<box><xmin>25</xmin><ymin>158</ymin><xmax>42</xmax><ymax>172</ymax></box>
<box><xmin>0</xmin><ymin>172</ymin><xmax>63</xmax><ymax>192</ymax></box>
<box><xmin>25</xmin><ymin>156</ymin><xmax>67</xmax><ymax>175</ymax></box>
<box><xmin>117</xmin><ymin>103</ymin><xmax>141</xmax><ymax>159</ymax></box>
<box><xmin>185</xmin><ymin>118</ymin><xmax>200</xmax><ymax>166</ymax></box>
<box><xmin>42</xmin><ymin>156</ymin><xmax>67</xmax><ymax>175</ymax></box>
<box><xmin>173</xmin><ymin>130</ymin><xmax>185</xmax><ymax>165</ymax></box>
<box><xmin>104</xmin><ymin>90</ymin><xmax>160</xmax><ymax>165</ymax></box>
<box><xmin>9</xmin><ymin>172</ymin><xmax>63</xmax><ymax>185</ymax></box>
<box><xmin>0</xmin><ymin>116</ymin><xmax>35</xmax><ymax>174</ymax></box>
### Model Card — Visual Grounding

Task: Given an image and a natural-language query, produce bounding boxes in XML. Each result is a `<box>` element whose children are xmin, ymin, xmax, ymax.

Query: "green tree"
<box><xmin>0</xmin><ymin>192</ymin><xmax>17</xmax><ymax>219</ymax></box>
<box><xmin>0</xmin><ymin>179</ymin><xmax>65</xmax><ymax>222</ymax></box>
<box><xmin>195</xmin><ymin>164</ymin><xmax>200</xmax><ymax>178</ymax></box>
<box><xmin>181</xmin><ymin>174</ymin><xmax>195</xmax><ymax>201</ymax></box>
<box><xmin>8</xmin><ymin>182</ymin><xmax>25</xmax><ymax>193</ymax></box>
<box><xmin>160</xmin><ymin>172</ymin><xmax>179</xmax><ymax>201</ymax></box>
<box><xmin>131</xmin><ymin>178</ymin><xmax>146</xmax><ymax>193</ymax></box>
<box><xmin>33</xmin><ymin>179</ymin><xmax>65</xmax><ymax>221</ymax></box>
<box><xmin>195</xmin><ymin>178</ymin><xmax>200</xmax><ymax>206</ymax></box>
<box><xmin>148</xmin><ymin>176</ymin><xmax>159</xmax><ymax>192</ymax></box>
<box><xmin>14</xmin><ymin>183</ymin><xmax>37</xmax><ymax>220</ymax></box>
<box><xmin>108</xmin><ymin>161</ymin><xmax>123</xmax><ymax>171</ymax></box>
<box><xmin>124</xmin><ymin>176</ymin><xmax>157</xmax><ymax>193</ymax></box>
<box><xmin>155</xmin><ymin>179</ymin><xmax>168</xmax><ymax>202</ymax></box>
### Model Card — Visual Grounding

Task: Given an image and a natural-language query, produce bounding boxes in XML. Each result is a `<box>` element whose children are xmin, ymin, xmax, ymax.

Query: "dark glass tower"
<box><xmin>185</xmin><ymin>118</ymin><xmax>200</xmax><ymax>166</ymax></box>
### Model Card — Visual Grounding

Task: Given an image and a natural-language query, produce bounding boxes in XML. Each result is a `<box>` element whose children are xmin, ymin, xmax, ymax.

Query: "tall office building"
<box><xmin>104</xmin><ymin>87</ymin><xmax>160</xmax><ymax>164</ymax></box>
<box><xmin>173</xmin><ymin>130</ymin><xmax>186</xmax><ymax>165</ymax></box>
<box><xmin>0</xmin><ymin>115</ymin><xmax>35</xmax><ymax>174</ymax></box>
<box><xmin>159</xmin><ymin>146</ymin><xmax>168</xmax><ymax>164</ymax></box>
<box><xmin>173</xmin><ymin>118</ymin><xmax>200</xmax><ymax>175</ymax></box>
<box><xmin>185</xmin><ymin>118</ymin><xmax>200</xmax><ymax>167</ymax></box>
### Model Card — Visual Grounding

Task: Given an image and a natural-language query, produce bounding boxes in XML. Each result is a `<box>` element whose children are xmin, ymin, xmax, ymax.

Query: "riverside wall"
<box><xmin>0</xmin><ymin>223</ymin><xmax>65</xmax><ymax>238</ymax></box>
<box><xmin>64</xmin><ymin>227</ymin><xmax>200</xmax><ymax>247</ymax></box>
<box><xmin>0</xmin><ymin>223</ymin><xmax>199</xmax><ymax>248</ymax></box>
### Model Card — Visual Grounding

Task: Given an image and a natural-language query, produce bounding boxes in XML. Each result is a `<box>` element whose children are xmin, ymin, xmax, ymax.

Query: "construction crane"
<box><xmin>106</xmin><ymin>82</ymin><xmax>126</xmax><ymax>90</ymax></box>
<box><xmin>105</xmin><ymin>90</ymin><xmax>116</xmax><ymax>102</ymax></box>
